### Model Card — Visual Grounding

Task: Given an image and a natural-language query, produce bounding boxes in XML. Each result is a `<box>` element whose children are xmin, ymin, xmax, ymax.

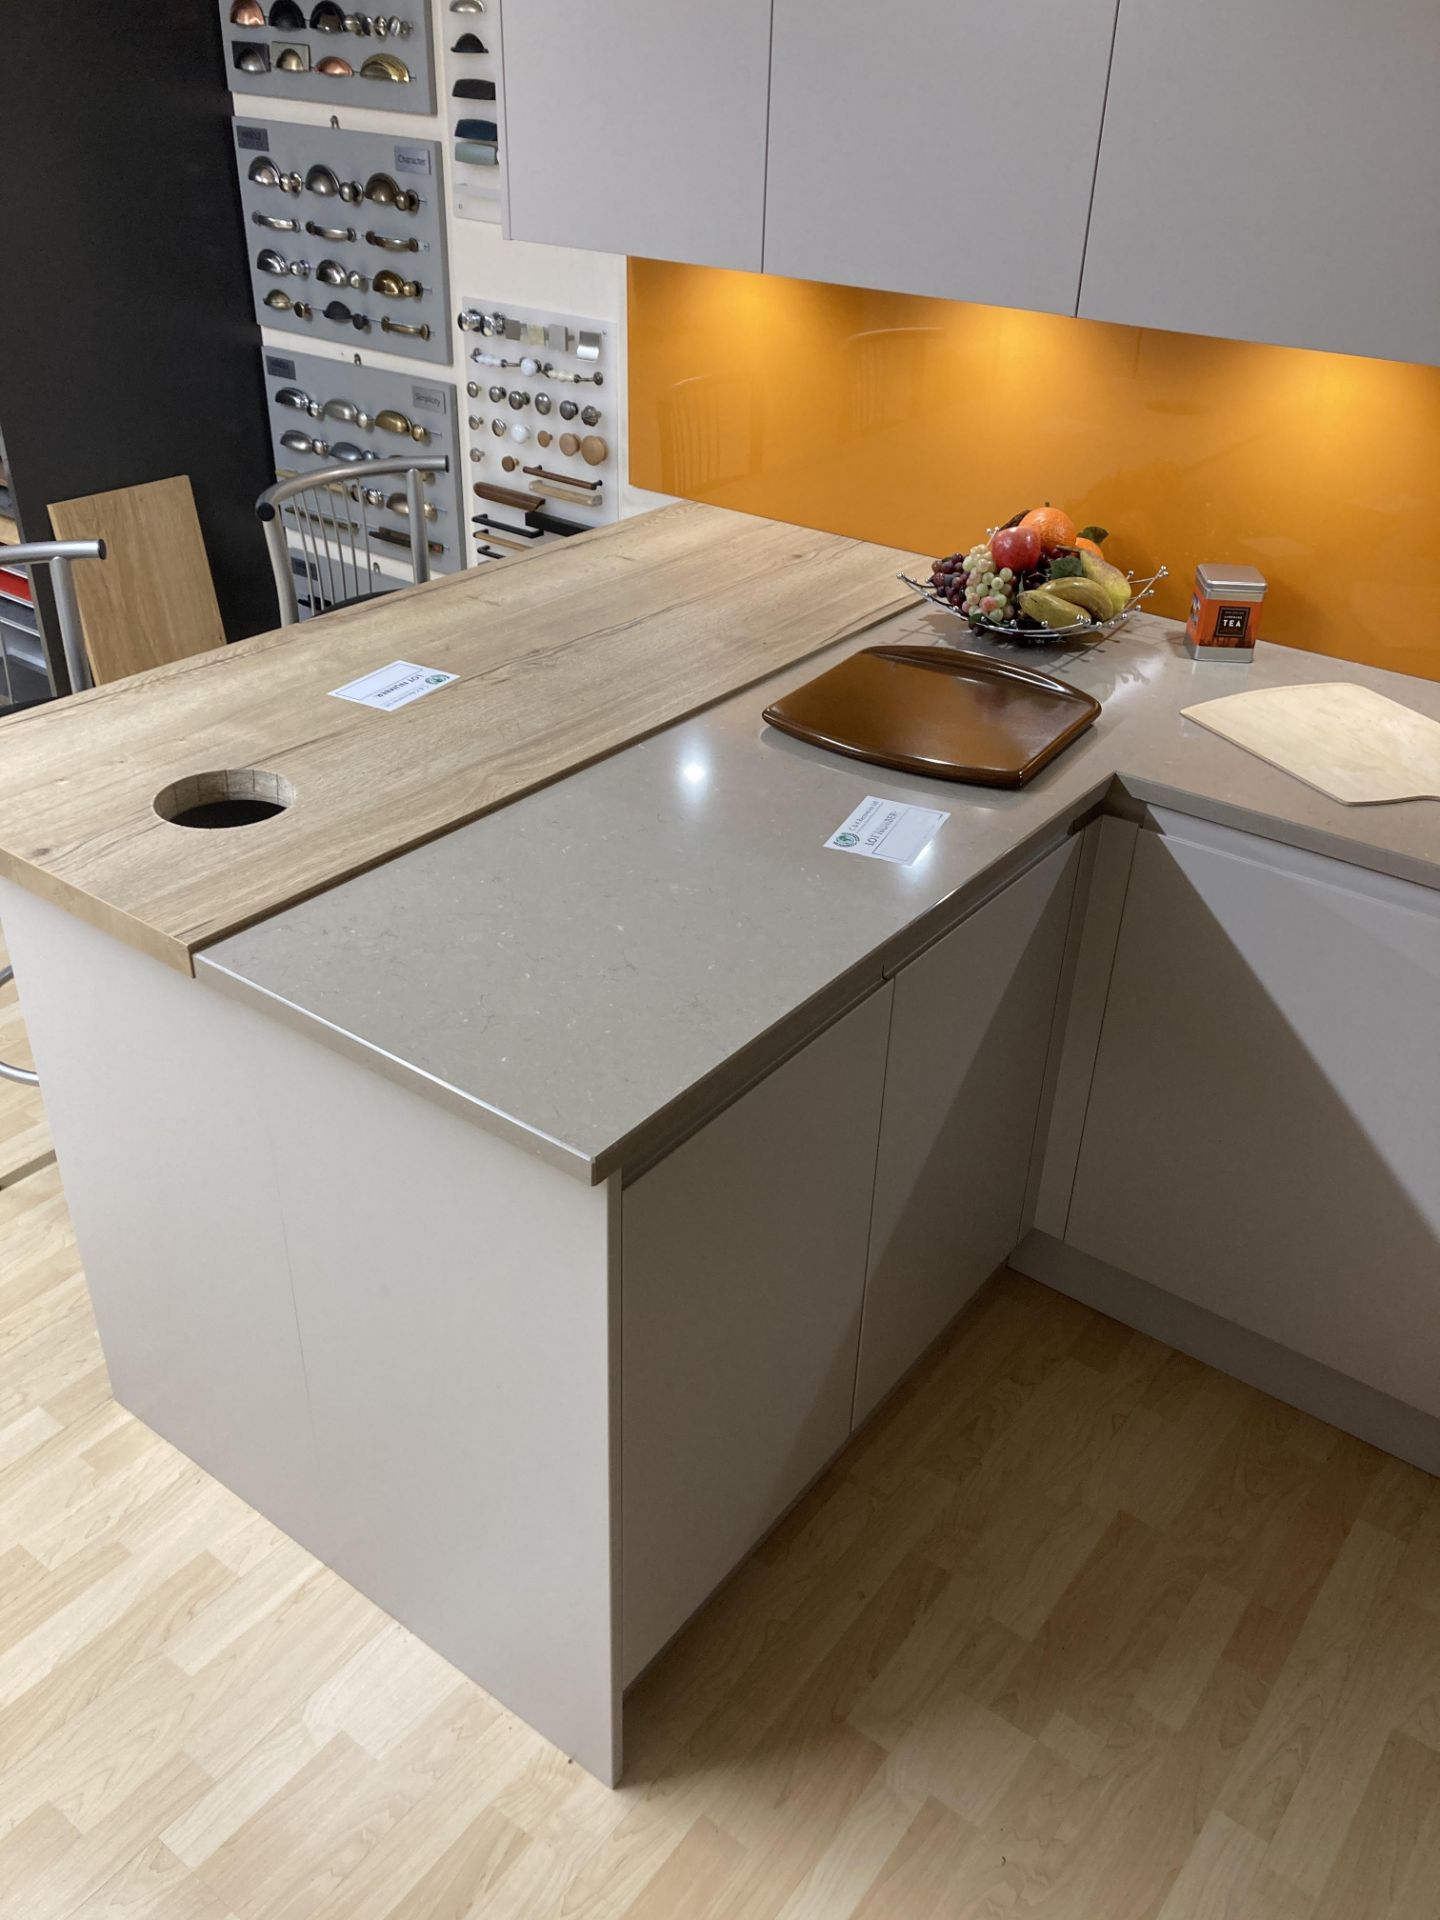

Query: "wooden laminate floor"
<box><xmin>2</xmin><ymin>1158</ymin><xmax>1439</xmax><ymax>1916</ymax></box>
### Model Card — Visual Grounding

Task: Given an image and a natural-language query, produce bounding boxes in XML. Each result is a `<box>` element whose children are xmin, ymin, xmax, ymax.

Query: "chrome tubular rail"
<box><xmin>0</xmin><ymin>967</ymin><xmax>38</xmax><ymax>1087</ymax></box>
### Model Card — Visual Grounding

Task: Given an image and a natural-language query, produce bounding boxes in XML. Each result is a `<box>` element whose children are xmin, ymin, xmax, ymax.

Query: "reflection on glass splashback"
<box><xmin>627</xmin><ymin>261</ymin><xmax>1440</xmax><ymax>681</ymax></box>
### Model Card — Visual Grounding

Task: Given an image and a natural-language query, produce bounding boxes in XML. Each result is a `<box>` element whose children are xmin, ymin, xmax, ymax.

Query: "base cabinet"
<box><xmin>855</xmin><ymin>838</ymin><xmax>1081</xmax><ymax>1423</ymax></box>
<box><xmin>1065</xmin><ymin>814</ymin><xmax>1440</xmax><ymax>1414</ymax></box>
<box><xmin>620</xmin><ymin>986</ymin><xmax>892</xmax><ymax>1682</ymax></box>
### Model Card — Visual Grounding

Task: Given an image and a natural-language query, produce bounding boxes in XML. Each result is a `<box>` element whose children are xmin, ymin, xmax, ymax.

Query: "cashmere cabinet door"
<box><xmin>1065</xmin><ymin>813</ymin><xmax>1440</xmax><ymax>1412</ymax></box>
<box><xmin>1078</xmin><ymin>0</ymin><xmax>1440</xmax><ymax>363</ymax></box>
<box><xmin>621</xmin><ymin>984</ymin><xmax>892</xmax><ymax>1683</ymax></box>
<box><xmin>764</xmin><ymin>0</ymin><xmax>1120</xmax><ymax>313</ymax></box>
<box><xmin>855</xmin><ymin>837</ymin><xmax>1082</xmax><ymax>1425</ymax></box>
<box><xmin>501</xmin><ymin>0</ymin><xmax>773</xmax><ymax>270</ymax></box>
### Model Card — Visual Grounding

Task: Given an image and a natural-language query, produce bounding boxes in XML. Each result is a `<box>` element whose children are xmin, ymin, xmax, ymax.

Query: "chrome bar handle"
<box><xmin>0</xmin><ymin>967</ymin><xmax>39</xmax><ymax>1087</ymax></box>
<box><xmin>407</xmin><ymin>465</ymin><xmax>431</xmax><ymax>587</ymax></box>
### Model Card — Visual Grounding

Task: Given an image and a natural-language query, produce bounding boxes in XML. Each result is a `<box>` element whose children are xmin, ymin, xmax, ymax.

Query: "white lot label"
<box><xmin>825</xmin><ymin>796</ymin><xmax>948</xmax><ymax>866</ymax></box>
<box><xmin>329</xmin><ymin>661</ymin><xmax>458</xmax><ymax>713</ymax></box>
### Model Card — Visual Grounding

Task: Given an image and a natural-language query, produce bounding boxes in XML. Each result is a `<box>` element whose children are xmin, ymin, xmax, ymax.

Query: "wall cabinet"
<box><xmin>764</xmin><ymin>0</ymin><xmax>1119</xmax><ymax>317</ymax></box>
<box><xmin>1064</xmin><ymin>813</ymin><xmax>1440</xmax><ymax>1413</ymax></box>
<box><xmin>502</xmin><ymin>1</ymin><xmax>1435</xmax><ymax>366</ymax></box>
<box><xmin>620</xmin><ymin>985</ymin><xmax>892</xmax><ymax>1682</ymax></box>
<box><xmin>1077</xmin><ymin>0</ymin><xmax>1440</xmax><ymax>365</ymax></box>
<box><xmin>501</xmin><ymin>0</ymin><xmax>773</xmax><ymax>270</ymax></box>
<box><xmin>856</xmin><ymin>839</ymin><xmax>1080</xmax><ymax>1423</ymax></box>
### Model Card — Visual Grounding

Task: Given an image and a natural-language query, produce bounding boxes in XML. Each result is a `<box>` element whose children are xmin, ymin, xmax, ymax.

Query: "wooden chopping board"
<box><xmin>1182</xmin><ymin>682</ymin><xmax>1440</xmax><ymax>806</ymax></box>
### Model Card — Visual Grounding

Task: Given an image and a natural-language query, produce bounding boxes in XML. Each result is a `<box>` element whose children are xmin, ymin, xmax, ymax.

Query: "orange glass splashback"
<box><xmin>627</xmin><ymin>262</ymin><xmax>1440</xmax><ymax>682</ymax></box>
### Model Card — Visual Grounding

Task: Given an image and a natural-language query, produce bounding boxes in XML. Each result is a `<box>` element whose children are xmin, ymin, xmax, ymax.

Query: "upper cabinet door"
<box><xmin>1079</xmin><ymin>0</ymin><xmax>1440</xmax><ymax>364</ymax></box>
<box><xmin>763</xmin><ymin>0</ymin><xmax>1121</xmax><ymax>313</ymax></box>
<box><xmin>500</xmin><ymin>0</ymin><xmax>774</xmax><ymax>270</ymax></box>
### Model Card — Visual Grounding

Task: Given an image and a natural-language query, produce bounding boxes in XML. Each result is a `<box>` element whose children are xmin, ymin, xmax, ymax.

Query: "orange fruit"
<box><xmin>1020</xmin><ymin>505</ymin><xmax>1078</xmax><ymax>549</ymax></box>
<box><xmin>1075</xmin><ymin>536</ymin><xmax>1105</xmax><ymax>557</ymax></box>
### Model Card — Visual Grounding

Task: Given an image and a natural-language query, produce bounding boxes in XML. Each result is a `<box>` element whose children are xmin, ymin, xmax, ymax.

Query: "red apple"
<box><xmin>991</xmin><ymin>525</ymin><xmax>1041</xmax><ymax>573</ymax></box>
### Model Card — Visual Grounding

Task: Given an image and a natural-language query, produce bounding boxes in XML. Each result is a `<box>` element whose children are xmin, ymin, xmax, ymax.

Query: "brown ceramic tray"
<box><xmin>763</xmin><ymin>644</ymin><xmax>1101</xmax><ymax>788</ymax></box>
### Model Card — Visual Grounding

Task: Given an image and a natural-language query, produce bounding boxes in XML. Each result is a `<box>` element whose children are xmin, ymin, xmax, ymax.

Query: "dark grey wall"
<box><xmin>0</xmin><ymin>0</ymin><xmax>279</xmax><ymax>660</ymax></box>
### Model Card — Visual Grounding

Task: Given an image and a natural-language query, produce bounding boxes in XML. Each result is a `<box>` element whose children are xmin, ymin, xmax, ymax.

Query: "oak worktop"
<box><xmin>0</xmin><ymin>505</ymin><xmax>922</xmax><ymax>972</ymax></box>
<box><xmin>199</xmin><ymin>604</ymin><xmax>1440</xmax><ymax>1181</ymax></box>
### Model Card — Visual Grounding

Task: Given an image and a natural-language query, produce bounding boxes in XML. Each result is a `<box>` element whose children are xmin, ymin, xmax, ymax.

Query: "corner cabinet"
<box><xmin>1063</xmin><ymin>813</ymin><xmax>1440</xmax><ymax>1413</ymax></box>
<box><xmin>763</xmin><ymin>0</ymin><xmax>1120</xmax><ymax>315</ymax></box>
<box><xmin>500</xmin><ymin>0</ymin><xmax>773</xmax><ymax>269</ymax></box>
<box><xmin>1077</xmin><ymin>0</ymin><xmax>1440</xmax><ymax>364</ymax></box>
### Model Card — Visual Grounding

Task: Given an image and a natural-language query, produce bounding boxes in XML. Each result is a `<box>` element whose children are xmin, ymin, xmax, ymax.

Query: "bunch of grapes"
<box><xmin>928</xmin><ymin>543</ymin><xmax>1019</xmax><ymax>628</ymax></box>
<box><xmin>929</xmin><ymin>551</ymin><xmax>967</xmax><ymax>607</ymax></box>
<box><xmin>959</xmin><ymin>541</ymin><xmax>1020</xmax><ymax>627</ymax></box>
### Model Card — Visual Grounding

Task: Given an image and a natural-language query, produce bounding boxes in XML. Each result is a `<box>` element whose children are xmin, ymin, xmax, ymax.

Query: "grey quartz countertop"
<box><xmin>199</xmin><ymin>607</ymin><xmax>1440</xmax><ymax>1182</ymax></box>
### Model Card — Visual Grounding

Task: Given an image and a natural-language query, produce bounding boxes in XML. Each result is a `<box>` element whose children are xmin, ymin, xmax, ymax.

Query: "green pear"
<box><xmin>1079</xmin><ymin>549</ymin><xmax>1132</xmax><ymax>615</ymax></box>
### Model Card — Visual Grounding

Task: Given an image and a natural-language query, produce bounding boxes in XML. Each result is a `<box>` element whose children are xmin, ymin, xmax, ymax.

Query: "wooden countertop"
<box><xmin>0</xmin><ymin>504</ymin><xmax>921</xmax><ymax>973</ymax></box>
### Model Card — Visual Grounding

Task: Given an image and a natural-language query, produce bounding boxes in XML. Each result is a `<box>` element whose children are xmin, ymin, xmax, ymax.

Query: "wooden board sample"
<box><xmin>1183</xmin><ymin>681</ymin><xmax>1440</xmax><ymax>806</ymax></box>
<box><xmin>0</xmin><ymin>504</ymin><xmax>921</xmax><ymax>973</ymax></box>
<box><xmin>48</xmin><ymin>475</ymin><xmax>225</xmax><ymax>686</ymax></box>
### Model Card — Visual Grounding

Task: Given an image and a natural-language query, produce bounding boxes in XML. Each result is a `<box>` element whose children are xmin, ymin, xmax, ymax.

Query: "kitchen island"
<box><xmin>1</xmin><ymin>504</ymin><xmax>1436</xmax><ymax>1783</ymax></box>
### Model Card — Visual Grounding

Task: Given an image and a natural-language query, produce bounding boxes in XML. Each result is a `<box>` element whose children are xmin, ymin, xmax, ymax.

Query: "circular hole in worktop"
<box><xmin>154</xmin><ymin>769</ymin><xmax>295</xmax><ymax>830</ymax></box>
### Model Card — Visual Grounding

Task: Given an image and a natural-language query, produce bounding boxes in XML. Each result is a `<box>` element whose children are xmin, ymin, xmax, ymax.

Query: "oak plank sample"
<box><xmin>47</xmin><ymin>475</ymin><xmax>225</xmax><ymax>686</ymax></box>
<box><xmin>0</xmin><ymin>504</ymin><xmax>921</xmax><ymax>972</ymax></box>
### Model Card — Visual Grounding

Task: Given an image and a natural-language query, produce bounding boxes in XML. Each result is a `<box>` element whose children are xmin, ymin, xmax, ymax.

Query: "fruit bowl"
<box><xmin>900</xmin><ymin>563</ymin><xmax>1168</xmax><ymax>648</ymax></box>
<box><xmin>909</xmin><ymin>506</ymin><xmax>1166</xmax><ymax>648</ymax></box>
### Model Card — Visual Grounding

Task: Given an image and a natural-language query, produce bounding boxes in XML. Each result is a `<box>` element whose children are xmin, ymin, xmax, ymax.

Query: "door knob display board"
<box><xmin>219</xmin><ymin>1</ymin><xmax>437</xmax><ymax>114</ymax></box>
<box><xmin>234</xmin><ymin>121</ymin><xmax>451</xmax><ymax>365</ymax></box>
<box><xmin>261</xmin><ymin>348</ymin><xmax>465</xmax><ymax>582</ymax></box>
<box><xmin>457</xmin><ymin>300</ymin><xmax>617</xmax><ymax>558</ymax></box>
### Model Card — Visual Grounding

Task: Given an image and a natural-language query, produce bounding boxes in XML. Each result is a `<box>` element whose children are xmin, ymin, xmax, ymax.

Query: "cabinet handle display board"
<box><xmin>260</xmin><ymin>349</ymin><xmax>465</xmax><ymax>584</ymax></box>
<box><xmin>234</xmin><ymin>122</ymin><xmax>452</xmax><ymax>365</ymax></box>
<box><xmin>218</xmin><ymin>1</ymin><xmax>437</xmax><ymax>115</ymax></box>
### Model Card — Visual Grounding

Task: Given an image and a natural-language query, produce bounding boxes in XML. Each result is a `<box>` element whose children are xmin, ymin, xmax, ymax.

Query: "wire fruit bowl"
<box><xmin>900</xmin><ymin>564</ymin><xmax>1168</xmax><ymax>647</ymax></box>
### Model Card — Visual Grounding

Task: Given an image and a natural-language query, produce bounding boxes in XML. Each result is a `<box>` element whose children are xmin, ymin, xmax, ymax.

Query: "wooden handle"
<box><xmin>528</xmin><ymin>481</ymin><xmax>599</xmax><ymax>507</ymax></box>
<box><xmin>473</xmin><ymin>481</ymin><xmax>536</xmax><ymax>510</ymax></box>
<box><xmin>522</xmin><ymin>465</ymin><xmax>602</xmax><ymax>492</ymax></box>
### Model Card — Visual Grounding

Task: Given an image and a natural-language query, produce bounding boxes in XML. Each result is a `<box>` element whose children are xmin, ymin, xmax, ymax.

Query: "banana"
<box><xmin>1045</xmin><ymin>577</ymin><xmax>1113</xmax><ymax>621</ymax></box>
<box><xmin>1019</xmin><ymin>588</ymin><xmax>1087</xmax><ymax>631</ymax></box>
